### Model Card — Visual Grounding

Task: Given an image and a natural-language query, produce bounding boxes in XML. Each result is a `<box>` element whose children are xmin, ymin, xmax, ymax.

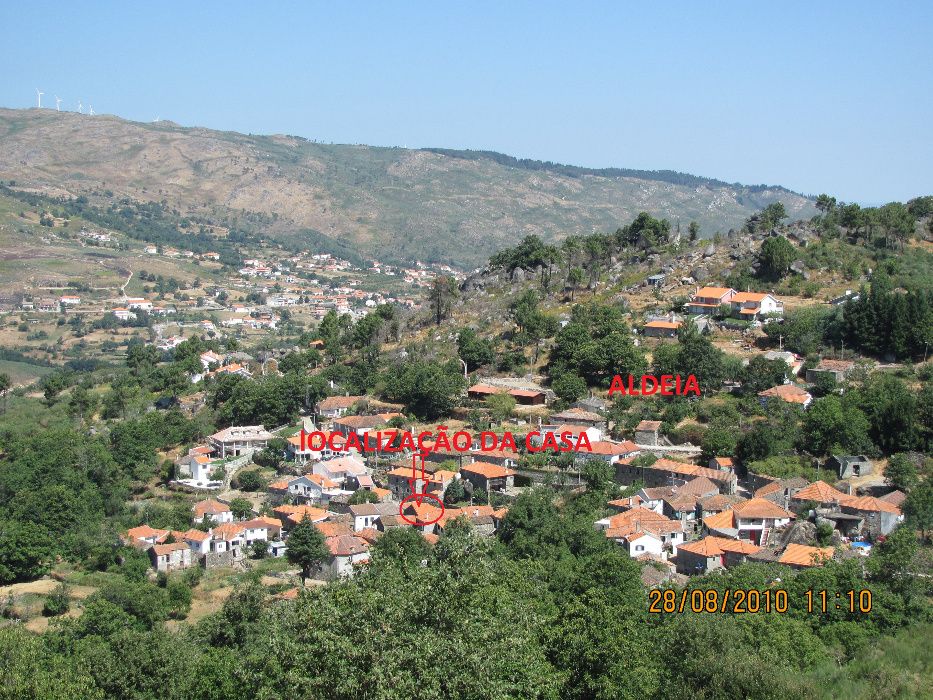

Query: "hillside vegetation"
<box><xmin>0</xmin><ymin>108</ymin><xmax>815</xmax><ymax>268</ymax></box>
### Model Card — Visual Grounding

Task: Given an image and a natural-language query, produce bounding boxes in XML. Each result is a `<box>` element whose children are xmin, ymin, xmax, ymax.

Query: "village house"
<box><xmin>708</xmin><ymin>456</ymin><xmax>734</xmax><ymax>471</ymax></box>
<box><xmin>349</xmin><ymin>502</ymin><xmax>400</xmax><ymax>531</ymax></box>
<box><xmin>59</xmin><ymin>295</ymin><xmax>81</xmax><ymax>306</ymax></box>
<box><xmin>643</xmin><ymin>319</ymin><xmax>681</xmax><ymax>338</ymax></box>
<box><xmin>208</xmin><ymin>425</ymin><xmax>273</xmax><ymax>457</ymax></box>
<box><xmin>149</xmin><ymin>542</ymin><xmax>192</xmax><ymax>572</ymax></box>
<box><xmin>827</xmin><ymin>454</ymin><xmax>872</xmax><ymax>479</ymax></box>
<box><xmin>126</xmin><ymin>297</ymin><xmax>153</xmax><ymax>311</ymax></box>
<box><xmin>435</xmin><ymin>505</ymin><xmax>503</xmax><ymax>536</ymax></box>
<box><xmin>837</xmin><ymin>495</ymin><xmax>903</xmax><ymax>537</ymax></box>
<box><xmin>548</xmin><ymin>407</ymin><xmax>605</xmax><ymax>428</ymax></box>
<box><xmin>112</xmin><ymin>307</ymin><xmax>136</xmax><ymax>321</ymax></box>
<box><xmin>685</xmin><ymin>286</ymin><xmax>736</xmax><ymax>315</ymax></box>
<box><xmin>594</xmin><ymin>507</ymin><xmax>685</xmax><ymax>560</ymax></box>
<box><xmin>180</xmin><ymin>453</ymin><xmax>218</xmax><ymax>484</ymax></box>
<box><xmin>270</xmin><ymin>474</ymin><xmax>344</xmax><ymax>506</ymax></box>
<box><xmin>467</xmin><ymin>383</ymin><xmax>547</xmax><ymax>406</ymax></box>
<box><xmin>199</xmin><ymin>350</ymin><xmax>223</xmax><ymax>370</ymax></box>
<box><xmin>582</xmin><ymin>440</ymin><xmax>641</xmax><ymax>465</ymax></box>
<box><xmin>181</xmin><ymin>528</ymin><xmax>213</xmax><ymax>556</ymax></box>
<box><xmin>386</xmin><ymin>466</ymin><xmax>456</xmax><ymax>501</ymax></box>
<box><xmin>331</xmin><ymin>413</ymin><xmax>402</xmax><ymax>439</ymax></box>
<box><xmin>616</xmin><ymin>458</ymin><xmax>737</xmax><ymax>495</ymax></box>
<box><xmin>634</xmin><ymin>420</ymin><xmax>662</xmax><ymax>446</ymax></box>
<box><xmin>777</xmin><ymin>543</ymin><xmax>835</xmax><ymax>569</ymax></box>
<box><xmin>323</xmin><ymin>535</ymin><xmax>370</xmax><ymax>578</ymax></box>
<box><xmin>272</xmin><ymin>504</ymin><xmax>329</xmax><ymax>529</ymax></box>
<box><xmin>701</xmin><ymin>498</ymin><xmax>794</xmax><ymax>545</ymax></box>
<box><xmin>534</xmin><ymin>423</ymin><xmax>603</xmax><ymax>447</ymax></box>
<box><xmin>286</xmin><ymin>430</ymin><xmax>347</xmax><ymax>464</ymax></box>
<box><xmin>805</xmin><ymin>359</ymin><xmax>857</xmax><ymax>384</ymax></box>
<box><xmin>317</xmin><ymin>395</ymin><xmax>364</xmax><ymax>419</ymax></box>
<box><xmin>729</xmin><ymin>292</ymin><xmax>784</xmax><ymax>319</ymax></box>
<box><xmin>461</xmin><ymin>462</ymin><xmax>515</xmax><ymax>492</ymax></box>
<box><xmin>209</xmin><ymin>522</ymin><xmax>246</xmax><ymax>559</ymax></box>
<box><xmin>675</xmin><ymin>536</ymin><xmax>760</xmax><ymax>575</ymax></box>
<box><xmin>467</xmin><ymin>447</ymin><xmax>519</xmax><ymax>469</ymax></box>
<box><xmin>192</xmin><ymin>498</ymin><xmax>233</xmax><ymax>525</ymax></box>
<box><xmin>758</xmin><ymin>383</ymin><xmax>813</xmax><ymax>409</ymax></box>
<box><xmin>313</xmin><ymin>455</ymin><xmax>368</xmax><ymax>486</ymax></box>
<box><xmin>790</xmin><ymin>481</ymin><xmax>849</xmax><ymax>509</ymax></box>
<box><xmin>763</xmin><ymin>350</ymin><xmax>804</xmax><ymax>377</ymax></box>
<box><xmin>125</xmin><ymin>524</ymin><xmax>170</xmax><ymax>547</ymax></box>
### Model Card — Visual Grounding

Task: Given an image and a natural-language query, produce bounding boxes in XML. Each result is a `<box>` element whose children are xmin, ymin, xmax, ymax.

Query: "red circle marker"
<box><xmin>399</xmin><ymin>492</ymin><xmax>445</xmax><ymax>526</ymax></box>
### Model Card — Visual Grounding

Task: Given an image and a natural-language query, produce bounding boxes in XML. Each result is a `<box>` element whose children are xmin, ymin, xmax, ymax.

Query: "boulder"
<box><xmin>690</xmin><ymin>266</ymin><xmax>710</xmax><ymax>282</ymax></box>
<box><xmin>511</xmin><ymin>267</ymin><xmax>526</xmax><ymax>282</ymax></box>
<box><xmin>703</xmin><ymin>244</ymin><xmax>716</xmax><ymax>258</ymax></box>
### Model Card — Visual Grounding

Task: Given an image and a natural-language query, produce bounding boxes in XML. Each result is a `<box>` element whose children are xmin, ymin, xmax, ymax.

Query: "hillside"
<box><xmin>0</xmin><ymin>108</ymin><xmax>816</xmax><ymax>268</ymax></box>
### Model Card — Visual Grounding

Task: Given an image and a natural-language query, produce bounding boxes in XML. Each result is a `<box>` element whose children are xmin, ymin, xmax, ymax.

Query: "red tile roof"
<box><xmin>778</xmin><ymin>543</ymin><xmax>834</xmax><ymax>567</ymax></box>
<box><xmin>461</xmin><ymin>462</ymin><xmax>515</xmax><ymax>480</ymax></box>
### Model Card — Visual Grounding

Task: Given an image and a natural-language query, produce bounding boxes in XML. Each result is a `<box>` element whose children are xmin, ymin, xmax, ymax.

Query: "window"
<box><xmin>635</xmin><ymin>545</ymin><xmax>645</xmax><ymax>552</ymax></box>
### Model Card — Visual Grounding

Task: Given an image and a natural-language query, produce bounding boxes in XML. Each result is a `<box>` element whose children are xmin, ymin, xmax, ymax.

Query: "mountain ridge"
<box><xmin>0</xmin><ymin>108</ymin><xmax>816</xmax><ymax>268</ymax></box>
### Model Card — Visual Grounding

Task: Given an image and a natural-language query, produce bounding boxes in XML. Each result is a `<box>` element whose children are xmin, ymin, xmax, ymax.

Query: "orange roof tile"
<box><xmin>758</xmin><ymin>384</ymin><xmax>811</xmax><ymax>404</ymax></box>
<box><xmin>792</xmin><ymin>481</ymin><xmax>848</xmax><ymax>503</ymax></box>
<box><xmin>778</xmin><ymin>543</ymin><xmax>834</xmax><ymax>567</ymax></box>
<box><xmin>127</xmin><ymin>524</ymin><xmax>169</xmax><ymax>541</ymax></box>
<box><xmin>679</xmin><ymin>536</ymin><xmax>761</xmax><ymax>557</ymax></box>
<box><xmin>839</xmin><ymin>495</ymin><xmax>902</xmax><ymax>515</ymax></box>
<box><xmin>694</xmin><ymin>286</ymin><xmax>734</xmax><ymax>298</ymax></box>
<box><xmin>703</xmin><ymin>509</ymin><xmax>737</xmax><ymax>530</ymax></box>
<box><xmin>461</xmin><ymin>462</ymin><xmax>515</xmax><ymax>480</ymax></box>
<box><xmin>733</xmin><ymin>498</ymin><xmax>794</xmax><ymax>520</ymax></box>
<box><xmin>193</xmin><ymin>499</ymin><xmax>230</xmax><ymax>517</ymax></box>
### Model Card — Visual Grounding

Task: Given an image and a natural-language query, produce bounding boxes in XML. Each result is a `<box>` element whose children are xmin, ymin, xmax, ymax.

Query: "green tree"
<box><xmin>457</xmin><ymin>328</ymin><xmax>494</xmax><ymax>371</ymax></box>
<box><xmin>688</xmin><ymin>220</ymin><xmax>700</xmax><ymax>241</ymax></box>
<box><xmin>0</xmin><ymin>520</ymin><xmax>52</xmax><ymax>584</ymax></box>
<box><xmin>234</xmin><ymin>470</ymin><xmax>264</xmax><ymax>492</ymax></box>
<box><xmin>701</xmin><ymin>426</ymin><xmax>737</xmax><ymax>462</ymax></box>
<box><xmin>759</xmin><ymin>201</ymin><xmax>788</xmax><ymax>229</ymax></box>
<box><xmin>552</xmin><ymin>372</ymin><xmax>588</xmax><ymax>403</ymax></box>
<box><xmin>428</xmin><ymin>275</ymin><xmax>458</xmax><ymax>325</ymax></box>
<box><xmin>369</xmin><ymin>527</ymin><xmax>432</xmax><ymax>566</ymax></box>
<box><xmin>758</xmin><ymin>235</ymin><xmax>796</xmax><ymax>279</ymax></box>
<box><xmin>229</xmin><ymin>497</ymin><xmax>253</xmax><ymax>520</ymax></box>
<box><xmin>381</xmin><ymin>359</ymin><xmax>466</xmax><ymax>421</ymax></box>
<box><xmin>567</xmin><ymin>267</ymin><xmax>585</xmax><ymax>301</ymax></box>
<box><xmin>250</xmin><ymin>540</ymin><xmax>268</xmax><ymax>559</ymax></box>
<box><xmin>286</xmin><ymin>515</ymin><xmax>330</xmax><ymax>584</ymax></box>
<box><xmin>885</xmin><ymin>453</ymin><xmax>918</xmax><ymax>492</ymax></box>
<box><xmin>902</xmin><ymin>482</ymin><xmax>933</xmax><ymax>541</ymax></box>
<box><xmin>348</xmin><ymin>489</ymin><xmax>379</xmax><ymax>505</ymax></box>
<box><xmin>42</xmin><ymin>582</ymin><xmax>70</xmax><ymax>617</ymax></box>
<box><xmin>486</xmin><ymin>393</ymin><xmax>516</xmax><ymax>424</ymax></box>
<box><xmin>815</xmin><ymin>194</ymin><xmax>837</xmax><ymax>214</ymax></box>
<box><xmin>802</xmin><ymin>395</ymin><xmax>871</xmax><ymax>456</ymax></box>
<box><xmin>443</xmin><ymin>478</ymin><xmax>466</xmax><ymax>505</ymax></box>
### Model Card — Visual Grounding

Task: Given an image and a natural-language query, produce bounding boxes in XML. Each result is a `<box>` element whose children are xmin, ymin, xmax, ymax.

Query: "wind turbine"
<box><xmin>77</xmin><ymin>100</ymin><xmax>83</xmax><ymax>114</ymax></box>
<box><xmin>35</xmin><ymin>89</ymin><xmax>43</xmax><ymax>108</ymax></box>
<box><xmin>55</xmin><ymin>95</ymin><xmax>62</xmax><ymax>111</ymax></box>
<box><xmin>88</xmin><ymin>105</ymin><xmax>95</xmax><ymax>116</ymax></box>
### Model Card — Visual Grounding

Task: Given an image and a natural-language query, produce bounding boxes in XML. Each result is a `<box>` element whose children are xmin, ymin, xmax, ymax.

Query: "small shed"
<box><xmin>828</xmin><ymin>455</ymin><xmax>872</xmax><ymax>479</ymax></box>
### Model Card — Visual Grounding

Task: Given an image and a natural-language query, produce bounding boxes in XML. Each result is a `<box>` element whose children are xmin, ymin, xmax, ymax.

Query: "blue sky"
<box><xmin>1</xmin><ymin>2</ymin><xmax>931</xmax><ymax>204</ymax></box>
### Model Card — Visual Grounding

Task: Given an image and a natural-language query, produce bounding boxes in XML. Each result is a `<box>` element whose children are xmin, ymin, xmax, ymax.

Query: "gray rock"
<box><xmin>511</xmin><ymin>267</ymin><xmax>526</xmax><ymax>282</ymax></box>
<box><xmin>790</xmin><ymin>259</ymin><xmax>806</xmax><ymax>274</ymax></box>
<box><xmin>691</xmin><ymin>267</ymin><xmax>710</xmax><ymax>282</ymax></box>
<box><xmin>703</xmin><ymin>244</ymin><xmax>716</xmax><ymax>257</ymax></box>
